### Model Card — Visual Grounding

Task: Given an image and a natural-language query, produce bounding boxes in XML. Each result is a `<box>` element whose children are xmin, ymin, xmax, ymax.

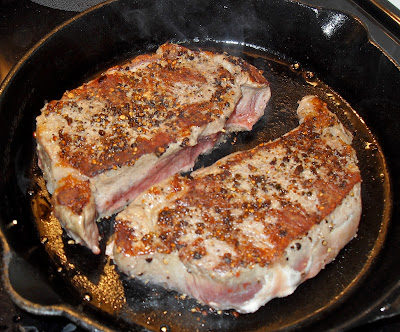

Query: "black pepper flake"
<box><xmin>145</xmin><ymin>258</ymin><xmax>153</xmax><ymax>263</ymax></box>
<box><xmin>180</xmin><ymin>137</ymin><xmax>189</xmax><ymax>147</ymax></box>
<box><xmin>279</xmin><ymin>229</ymin><xmax>287</xmax><ymax>237</ymax></box>
<box><xmin>223</xmin><ymin>254</ymin><xmax>232</xmax><ymax>264</ymax></box>
<box><xmin>193</xmin><ymin>252</ymin><xmax>202</xmax><ymax>260</ymax></box>
<box><xmin>310</xmin><ymin>166</ymin><xmax>318</xmax><ymax>175</ymax></box>
<box><xmin>294</xmin><ymin>165</ymin><xmax>304</xmax><ymax>175</ymax></box>
<box><xmin>64</xmin><ymin>115</ymin><xmax>73</xmax><ymax>125</ymax></box>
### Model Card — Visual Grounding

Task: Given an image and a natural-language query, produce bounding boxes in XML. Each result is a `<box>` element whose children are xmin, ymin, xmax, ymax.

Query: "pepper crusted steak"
<box><xmin>111</xmin><ymin>95</ymin><xmax>362</xmax><ymax>313</ymax></box>
<box><xmin>35</xmin><ymin>43</ymin><xmax>271</xmax><ymax>253</ymax></box>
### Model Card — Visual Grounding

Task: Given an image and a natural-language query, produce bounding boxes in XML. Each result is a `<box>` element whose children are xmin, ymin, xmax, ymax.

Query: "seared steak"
<box><xmin>35</xmin><ymin>43</ymin><xmax>271</xmax><ymax>254</ymax></box>
<box><xmin>112</xmin><ymin>96</ymin><xmax>362</xmax><ymax>313</ymax></box>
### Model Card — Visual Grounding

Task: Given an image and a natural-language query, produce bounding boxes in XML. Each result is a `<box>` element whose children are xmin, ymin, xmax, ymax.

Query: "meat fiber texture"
<box><xmin>112</xmin><ymin>96</ymin><xmax>362</xmax><ymax>313</ymax></box>
<box><xmin>35</xmin><ymin>43</ymin><xmax>271</xmax><ymax>254</ymax></box>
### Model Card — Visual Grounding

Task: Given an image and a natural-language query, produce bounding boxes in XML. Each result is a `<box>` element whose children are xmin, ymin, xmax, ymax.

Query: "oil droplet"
<box><xmin>160</xmin><ymin>325</ymin><xmax>171</xmax><ymax>332</ymax></box>
<box><xmin>40</xmin><ymin>237</ymin><xmax>48</xmax><ymax>244</ymax></box>
<box><xmin>232</xmin><ymin>311</ymin><xmax>240</xmax><ymax>318</ymax></box>
<box><xmin>6</xmin><ymin>220</ymin><xmax>18</xmax><ymax>229</ymax></box>
<box><xmin>305</xmin><ymin>71</ymin><xmax>315</xmax><ymax>79</ymax></box>
<box><xmin>365</xmin><ymin>142</ymin><xmax>377</xmax><ymax>150</ymax></box>
<box><xmin>304</xmin><ymin>70</ymin><xmax>318</xmax><ymax>86</ymax></box>
<box><xmin>290</xmin><ymin>62</ymin><xmax>300</xmax><ymax>71</ymax></box>
<box><xmin>84</xmin><ymin>293</ymin><xmax>92</xmax><ymax>302</ymax></box>
<box><xmin>326</xmin><ymin>93</ymin><xmax>338</xmax><ymax>104</ymax></box>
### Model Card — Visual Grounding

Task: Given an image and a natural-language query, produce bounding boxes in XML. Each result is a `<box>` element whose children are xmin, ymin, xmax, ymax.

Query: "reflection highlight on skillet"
<box><xmin>321</xmin><ymin>13</ymin><xmax>348</xmax><ymax>38</ymax></box>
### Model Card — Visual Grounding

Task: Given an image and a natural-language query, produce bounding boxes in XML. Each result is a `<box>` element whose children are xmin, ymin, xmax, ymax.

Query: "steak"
<box><xmin>35</xmin><ymin>43</ymin><xmax>271</xmax><ymax>254</ymax></box>
<box><xmin>111</xmin><ymin>95</ymin><xmax>362</xmax><ymax>313</ymax></box>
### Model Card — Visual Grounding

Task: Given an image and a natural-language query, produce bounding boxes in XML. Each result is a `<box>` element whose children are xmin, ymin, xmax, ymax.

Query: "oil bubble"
<box><xmin>83</xmin><ymin>293</ymin><xmax>92</xmax><ymax>302</ymax></box>
<box><xmin>160</xmin><ymin>325</ymin><xmax>171</xmax><ymax>332</ymax></box>
<box><xmin>305</xmin><ymin>71</ymin><xmax>315</xmax><ymax>79</ymax></box>
<box><xmin>290</xmin><ymin>62</ymin><xmax>300</xmax><ymax>71</ymax></box>
<box><xmin>365</xmin><ymin>142</ymin><xmax>377</xmax><ymax>151</ymax></box>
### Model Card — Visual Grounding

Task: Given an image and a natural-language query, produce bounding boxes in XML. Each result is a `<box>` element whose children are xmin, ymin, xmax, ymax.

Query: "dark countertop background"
<box><xmin>1</xmin><ymin>0</ymin><xmax>399</xmax><ymax>331</ymax></box>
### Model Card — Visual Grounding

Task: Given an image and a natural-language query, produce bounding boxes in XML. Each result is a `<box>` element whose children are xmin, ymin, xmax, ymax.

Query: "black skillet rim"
<box><xmin>0</xmin><ymin>0</ymin><xmax>398</xmax><ymax>330</ymax></box>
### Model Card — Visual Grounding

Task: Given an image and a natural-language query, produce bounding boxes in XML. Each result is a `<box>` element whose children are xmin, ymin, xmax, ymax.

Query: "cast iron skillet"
<box><xmin>0</xmin><ymin>0</ymin><xmax>399</xmax><ymax>331</ymax></box>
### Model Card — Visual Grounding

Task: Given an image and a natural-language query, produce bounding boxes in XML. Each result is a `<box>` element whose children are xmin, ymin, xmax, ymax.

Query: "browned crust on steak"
<box><xmin>39</xmin><ymin>43</ymin><xmax>268</xmax><ymax>177</ymax></box>
<box><xmin>53</xmin><ymin>175</ymin><xmax>92</xmax><ymax>215</ymax></box>
<box><xmin>114</xmin><ymin>97</ymin><xmax>361</xmax><ymax>271</ymax></box>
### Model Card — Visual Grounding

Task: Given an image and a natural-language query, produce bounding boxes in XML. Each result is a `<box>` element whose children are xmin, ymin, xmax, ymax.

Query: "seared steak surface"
<box><xmin>35</xmin><ymin>43</ymin><xmax>271</xmax><ymax>253</ymax></box>
<box><xmin>112</xmin><ymin>96</ymin><xmax>362</xmax><ymax>313</ymax></box>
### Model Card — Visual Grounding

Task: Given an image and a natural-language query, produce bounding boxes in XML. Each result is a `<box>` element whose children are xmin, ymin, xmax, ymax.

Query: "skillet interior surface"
<box><xmin>0</xmin><ymin>0</ymin><xmax>398</xmax><ymax>331</ymax></box>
